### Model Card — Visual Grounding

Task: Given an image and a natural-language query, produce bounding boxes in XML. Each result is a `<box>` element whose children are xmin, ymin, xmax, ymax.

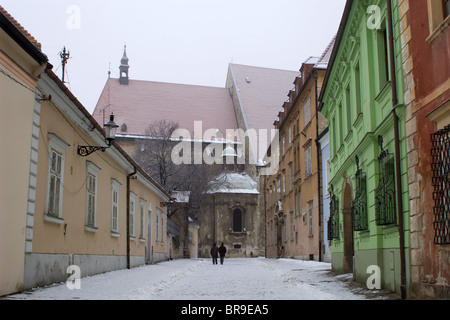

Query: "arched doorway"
<box><xmin>342</xmin><ymin>182</ymin><xmax>354</xmax><ymax>274</ymax></box>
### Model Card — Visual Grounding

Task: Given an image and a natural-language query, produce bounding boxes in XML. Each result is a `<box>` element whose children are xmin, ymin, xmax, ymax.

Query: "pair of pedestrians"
<box><xmin>210</xmin><ymin>243</ymin><xmax>227</xmax><ymax>265</ymax></box>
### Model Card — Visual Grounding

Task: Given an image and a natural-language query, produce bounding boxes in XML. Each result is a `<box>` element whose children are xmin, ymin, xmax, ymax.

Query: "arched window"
<box><xmin>233</xmin><ymin>209</ymin><xmax>242</xmax><ymax>232</ymax></box>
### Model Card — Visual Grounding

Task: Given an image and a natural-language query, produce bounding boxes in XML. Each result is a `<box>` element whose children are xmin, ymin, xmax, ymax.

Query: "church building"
<box><xmin>92</xmin><ymin>47</ymin><xmax>299</xmax><ymax>258</ymax></box>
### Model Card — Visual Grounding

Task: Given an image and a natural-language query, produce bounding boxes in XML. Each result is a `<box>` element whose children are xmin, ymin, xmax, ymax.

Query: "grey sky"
<box><xmin>2</xmin><ymin>0</ymin><xmax>346</xmax><ymax>113</ymax></box>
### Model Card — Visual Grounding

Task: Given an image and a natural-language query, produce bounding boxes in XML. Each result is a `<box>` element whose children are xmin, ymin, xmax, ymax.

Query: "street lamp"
<box><xmin>78</xmin><ymin>113</ymin><xmax>119</xmax><ymax>157</ymax></box>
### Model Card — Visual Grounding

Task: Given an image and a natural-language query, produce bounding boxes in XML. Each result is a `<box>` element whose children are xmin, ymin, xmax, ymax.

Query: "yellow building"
<box><xmin>265</xmin><ymin>41</ymin><xmax>333</xmax><ymax>261</ymax></box>
<box><xmin>0</xmin><ymin>6</ymin><xmax>48</xmax><ymax>296</ymax></box>
<box><xmin>0</xmin><ymin>7</ymin><xmax>171</xmax><ymax>295</ymax></box>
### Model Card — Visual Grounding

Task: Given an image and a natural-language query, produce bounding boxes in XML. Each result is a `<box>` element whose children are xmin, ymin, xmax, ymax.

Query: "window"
<box><xmin>308</xmin><ymin>201</ymin><xmax>313</xmax><ymax>236</ymax></box>
<box><xmin>355</xmin><ymin>61</ymin><xmax>362</xmax><ymax>116</ymax></box>
<box><xmin>289</xmin><ymin>165</ymin><xmax>293</xmax><ymax>191</ymax></box>
<box><xmin>46</xmin><ymin>134</ymin><xmax>69</xmax><ymax>220</ymax></box>
<box><xmin>111</xmin><ymin>179</ymin><xmax>121</xmax><ymax>234</ymax></box>
<box><xmin>288</xmin><ymin>126</ymin><xmax>292</xmax><ymax>148</ymax></box>
<box><xmin>304</xmin><ymin>97</ymin><xmax>311</xmax><ymax>127</ymax></box>
<box><xmin>156</xmin><ymin>209</ymin><xmax>159</xmax><ymax>241</ymax></box>
<box><xmin>130</xmin><ymin>192</ymin><xmax>136</xmax><ymax>237</ymax></box>
<box><xmin>139</xmin><ymin>199</ymin><xmax>146</xmax><ymax>239</ymax></box>
<box><xmin>352</xmin><ymin>156</ymin><xmax>368</xmax><ymax>231</ymax></box>
<box><xmin>345</xmin><ymin>85</ymin><xmax>352</xmax><ymax>134</ymax></box>
<box><xmin>290</xmin><ymin>214</ymin><xmax>294</xmax><ymax>240</ymax></box>
<box><xmin>427</xmin><ymin>0</ymin><xmax>450</xmax><ymax>38</ymax></box>
<box><xmin>376</xmin><ymin>25</ymin><xmax>390</xmax><ymax>88</ymax></box>
<box><xmin>305</xmin><ymin>146</ymin><xmax>312</xmax><ymax>177</ymax></box>
<box><xmin>233</xmin><ymin>208</ymin><xmax>243</xmax><ymax>232</ymax></box>
<box><xmin>431</xmin><ymin>125</ymin><xmax>450</xmax><ymax>244</ymax></box>
<box><xmin>282</xmin><ymin>136</ymin><xmax>285</xmax><ymax>155</ymax></box>
<box><xmin>375</xmin><ymin>136</ymin><xmax>396</xmax><ymax>226</ymax></box>
<box><xmin>338</xmin><ymin>103</ymin><xmax>343</xmax><ymax>146</ymax></box>
<box><xmin>332</xmin><ymin>117</ymin><xmax>337</xmax><ymax>155</ymax></box>
<box><xmin>86</xmin><ymin>161</ymin><xmax>100</xmax><ymax>230</ymax></box>
<box><xmin>48</xmin><ymin>150</ymin><xmax>63</xmax><ymax>217</ymax></box>
<box><xmin>161</xmin><ymin>211</ymin><xmax>165</xmax><ymax>243</ymax></box>
<box><xmin>282</xmin><ymin>172</ymin><xmax>286</xmax><ymax>196</ymax></box>
<box><xmin>328</xmin><ymin>185</ymin><xmax>340</xmax><ymax>240</ymax></box>
<box><xmin>277</xmin><ymin>178</ymin><xmax>281</xmax><ymax>201</ymax></box>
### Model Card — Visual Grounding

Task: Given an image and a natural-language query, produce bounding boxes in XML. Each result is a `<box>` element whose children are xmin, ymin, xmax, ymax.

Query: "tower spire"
<box><xmin>119</xmin><ymin>44</ymin><xmax>129</xmax><ymax>85</ymax></box>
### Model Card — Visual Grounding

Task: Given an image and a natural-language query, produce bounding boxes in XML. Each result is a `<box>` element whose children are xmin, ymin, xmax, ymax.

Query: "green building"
<box><xmin>319</xmin><ymin>0</ymin><xmax>410</xmax><ymax>298</ymax></box>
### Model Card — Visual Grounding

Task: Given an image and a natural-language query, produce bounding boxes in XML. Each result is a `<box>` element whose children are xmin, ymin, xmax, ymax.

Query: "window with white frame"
<box><xmin>111</xmin><ymin>179</ymin><xmax>121</xmax><ymax>234</ymax></box>
<box><xmin>46</xmin><ymin>134</ymin><xmax>69</xmax><ymax>219</ymax></box>
<box><xmin>130</xmin><ymin>192</ymin><xmax>136</xmax><ymax>237</ymax></box>
<box><xmin>86</xmin><ymin>161</ymin><xmax>101</xmax><ymax>229</ymax></box>
<box><xmin>305</xmin><ymin>145</ymin><xmax>312</xmax><ymax>177</ymax></box>
<box><xmin>156</xmin><ymin>208</ymin><xmax>159</xmax><ymax>241</ymax></box>
<box><xmin>161</xmin><ymin>211</ymin><xmax>165</xmax><ymax>243</ymax></box>
<box><xmin>139</xmin><ymin>199</ymin><xmax>146</xmax><ymax>240</ymax></box>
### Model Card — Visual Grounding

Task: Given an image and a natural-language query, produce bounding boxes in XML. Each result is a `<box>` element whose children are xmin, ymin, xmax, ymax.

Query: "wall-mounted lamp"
<box><xmin>77</xmin><ymin>113</ymin><xmax>119</xmax><ymax>157</ymax></box>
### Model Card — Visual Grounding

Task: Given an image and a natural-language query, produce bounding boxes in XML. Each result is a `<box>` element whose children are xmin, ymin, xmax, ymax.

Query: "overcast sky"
<box><xmin>2</xmin><ymin>0</ymin><xmax>346</xmax><ymax>113</ymax></box>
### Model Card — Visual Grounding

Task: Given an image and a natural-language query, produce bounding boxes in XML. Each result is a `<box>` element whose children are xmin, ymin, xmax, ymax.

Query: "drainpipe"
<box><xmin>313</xmin><ymin>72</ymin><xmax>323</xmax><ymax>262</ymax></box>
<box><xmin>127</xmin><ymin>167</ymin><xmax>137</xmax><ymax>269</ymax></box>
<box><xmin>387</xmin><ymin>0</ymin><xmax>406</xmax><ymax>299</ymax></box>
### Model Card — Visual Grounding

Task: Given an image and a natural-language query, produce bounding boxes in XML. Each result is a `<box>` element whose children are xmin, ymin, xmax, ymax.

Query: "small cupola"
<box><xmin>119</xmin><ymin>45</ymin><xmax>129</xmax><ymax>85</ymax></box>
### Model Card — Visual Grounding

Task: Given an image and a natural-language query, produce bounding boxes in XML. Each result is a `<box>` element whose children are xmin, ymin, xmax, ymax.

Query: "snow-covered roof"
<box><xmin>171</xmin><ymin>190</ymin><xmax>191</xmax><ymax>203</ymax></box>
<box><xmin>207</xmin><ymin>172</ymin><xmax>259</xmax><ymax>194</ymax></box>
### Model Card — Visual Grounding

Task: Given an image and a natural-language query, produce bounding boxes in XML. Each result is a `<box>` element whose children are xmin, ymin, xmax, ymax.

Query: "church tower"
<box><xmin>119</xmin><ymin>45</ymin><xmax>129</xmax><ymax>85</ymax></box>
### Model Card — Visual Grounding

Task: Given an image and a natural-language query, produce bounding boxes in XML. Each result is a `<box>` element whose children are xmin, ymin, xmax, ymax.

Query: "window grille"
<box><xmin>375</xmin><ymin>135</ymin><xmax>397</xmax><ymax>225</ymax></box>
<box><xmin>353</xmin><ymin>156</ymin><xmax>368</xmax><ymax>231</ymax></box>
<box><xmin>431</xmin><ymin>124</ymin><xmax>450</xmax><ymax>245</ymax></box>
<box><xmin>327</xmin><ymin>184</ymin><xmax>340</xmax><ymax>240</ymax></box>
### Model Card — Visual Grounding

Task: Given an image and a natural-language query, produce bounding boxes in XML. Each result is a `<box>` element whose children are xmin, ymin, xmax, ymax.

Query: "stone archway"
<box><xmin>342</xmin><ymin>181</ymin><xmax>354</xmax><ymax>274</ymax></box>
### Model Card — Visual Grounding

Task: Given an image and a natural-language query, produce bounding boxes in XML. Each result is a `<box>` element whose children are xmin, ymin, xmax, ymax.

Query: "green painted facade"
<box><xmin>319</xmin><ymin>0</ymin><xmax>410</xmax><ymax>296</ymax></box>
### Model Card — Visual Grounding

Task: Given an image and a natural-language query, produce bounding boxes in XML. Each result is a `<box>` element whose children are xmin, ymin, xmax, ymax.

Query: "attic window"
<box><xmin>120</xmin><ymin>123</ymin><xmax>127</xmax><ymax>132</ymax></box>
<box><xmin>245</xmin><ymin>77</ymin><xmax>251</xmax><ymax>83</ymax></box>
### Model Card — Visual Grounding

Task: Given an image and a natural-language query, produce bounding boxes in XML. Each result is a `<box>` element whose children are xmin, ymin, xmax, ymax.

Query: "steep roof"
<box><xmin>93</xmin><ymin>78</ymin><xmax>238</xmax><ymax>138</ymax></box>
<box><xmin>228</xmin><ymin>63</ymin><xmax>299</xmax><ymax>134</ymax></box>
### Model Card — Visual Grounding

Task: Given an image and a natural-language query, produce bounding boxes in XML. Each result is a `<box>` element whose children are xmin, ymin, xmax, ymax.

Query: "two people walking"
<box><xmin>210</xmin><ymin>243</ymin><xmax>227</xmax><ymax>265</ymax></box>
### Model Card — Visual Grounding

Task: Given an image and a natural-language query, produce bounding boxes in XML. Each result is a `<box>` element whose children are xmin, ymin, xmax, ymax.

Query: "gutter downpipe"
<box><xmin>387</xmin><ymin>0</ymin><xmax>407</xmax><ymax>299</ymax></box>
<box><xmin>127</xmin><ymin>167</ymin><xmax>137</xmax><ymax>269</ymax></box>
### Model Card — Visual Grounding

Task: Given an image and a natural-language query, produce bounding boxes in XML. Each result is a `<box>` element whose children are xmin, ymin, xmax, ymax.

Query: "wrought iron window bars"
<box><xmin>375</xmin><ymin>135</ymin><xmax>397</xmax><ymax>226</ymax></box>
<box><xmin>353</xmin><ymin>155</ymin><xmax>368</xmax><ymax>231</ymax></box>
<box><xmin>328</xmin><ymin>184</ymin><xmax>340</xmax><ymax>240</ymax></box>
<box><xmin>431</xmin><ymin>124</ymin><xmax>450</xmax><ymax>245</ymax></box>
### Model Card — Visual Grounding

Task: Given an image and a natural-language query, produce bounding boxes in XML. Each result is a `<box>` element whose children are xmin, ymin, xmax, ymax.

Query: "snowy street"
<box><xmin>5</xmin><ymin>258</ymin><xmax>396</xmax><ymax>300</ymax></box>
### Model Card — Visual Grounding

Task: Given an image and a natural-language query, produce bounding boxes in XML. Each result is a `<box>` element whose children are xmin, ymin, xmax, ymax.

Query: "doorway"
<box><xmin>342</xmin><ymin>182</ymin><xmax>354</xmax><ymax>274</ymax></box>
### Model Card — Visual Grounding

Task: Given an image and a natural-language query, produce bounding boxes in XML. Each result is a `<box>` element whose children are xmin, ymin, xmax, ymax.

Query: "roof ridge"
<box><xmin>230</xmin><ymin>63</ymin><xmax>298</xmax><ymax>73</ymax></box>
<box><xmin>0</xmin><ymin>5</ymin><xmax>42</xmax><ymax>49</ymax></box>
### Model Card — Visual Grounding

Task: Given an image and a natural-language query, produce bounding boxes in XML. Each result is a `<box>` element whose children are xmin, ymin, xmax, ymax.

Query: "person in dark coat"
<box><xmin>218</xmin><ymin>243</ymin><xmax>227</xmax><ymax>265</ymax></box>
<box><xmin>210</xmin><ymin>243</ymin><xmax>219</xmax><ymax>264</ymax></box>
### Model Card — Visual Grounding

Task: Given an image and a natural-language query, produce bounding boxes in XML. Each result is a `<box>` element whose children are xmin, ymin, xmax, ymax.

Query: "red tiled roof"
<box><xmin>93</xmin><ymin>78</ymin><xmax>238</xmax><ymax>138</ymax></box>
<box><xmin>0</xmin><ymin>5</ymin><xmax>42</xmax><ymax>49</ymax></box>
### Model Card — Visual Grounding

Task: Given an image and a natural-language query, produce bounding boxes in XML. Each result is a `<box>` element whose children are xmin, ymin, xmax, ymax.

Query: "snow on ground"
<box><xmin>5</xmin><ymin>258</ymin><xmax>396</xmax><ymax>300</ymax></box>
